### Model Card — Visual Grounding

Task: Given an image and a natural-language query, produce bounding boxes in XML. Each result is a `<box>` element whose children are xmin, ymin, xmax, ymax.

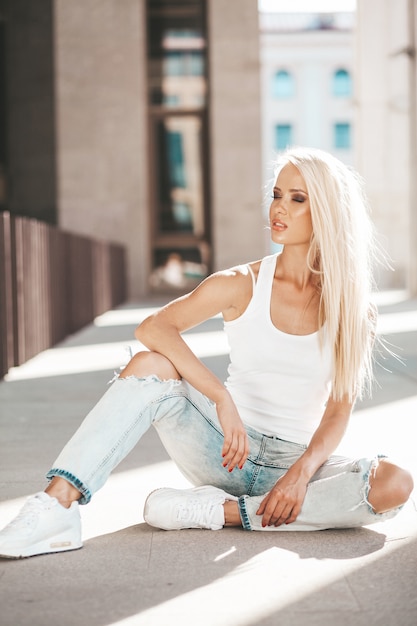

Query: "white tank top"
<box><xmin>224</xmin><ymin>254</ymin><xmax>333</xmax><ymax>445</ymax></box>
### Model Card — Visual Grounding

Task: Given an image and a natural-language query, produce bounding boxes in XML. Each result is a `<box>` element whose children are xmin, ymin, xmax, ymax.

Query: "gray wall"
<box><xmin>3</xmin><ymin>0</ymin><xmax>57</xmax><ymax>223</ymax></box>
<box><xmin>54</xmin><ymin>0</ymin><xmax>150</xmax><ymax>298</ymax></box>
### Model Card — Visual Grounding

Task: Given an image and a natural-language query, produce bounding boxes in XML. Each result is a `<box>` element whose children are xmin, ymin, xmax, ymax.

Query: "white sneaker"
<box><xmin>143</xmin><ymin>486</ymin><xmax>237</xmax><ymax>531</ymax></box>
<box><xmin>0</xmin><ymin>492</ymin><xmax>82</xmax><ymax>558</ymax></box>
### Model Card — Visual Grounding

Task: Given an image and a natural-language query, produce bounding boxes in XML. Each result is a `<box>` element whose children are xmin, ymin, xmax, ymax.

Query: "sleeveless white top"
<box><xmin>224</xmin><ymin>254</ymin><xmax>333</xmax><ymax>445</ymax></box>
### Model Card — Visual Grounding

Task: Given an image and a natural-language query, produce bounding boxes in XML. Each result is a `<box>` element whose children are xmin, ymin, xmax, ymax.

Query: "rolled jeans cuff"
<box><xmin>46</xmin><ymin>468</ymin><xmax>92</xmax><ymax>505</ymax></box>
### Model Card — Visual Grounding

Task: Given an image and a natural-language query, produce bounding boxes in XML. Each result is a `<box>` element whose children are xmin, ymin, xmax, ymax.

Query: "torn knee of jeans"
<box><xmin>360</xmin><ymin>455</ymin><xmax>404</xmax><ymax>517</ymax></box>
<box><xmin>361</xmin><ymin>457</ymin><xmax>378</xmax><ymax>513</ymax></box>
<box><xmin>108</xmin><ymin>372</ymin><xmax>182</xmax><ymax>385</ymax></box>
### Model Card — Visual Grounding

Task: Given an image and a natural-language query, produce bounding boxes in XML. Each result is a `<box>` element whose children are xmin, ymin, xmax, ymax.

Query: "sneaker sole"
<box><xmin>0</xmin><ymin>537</ymin><xmax>83</xmax><ymax>559</ymax></box>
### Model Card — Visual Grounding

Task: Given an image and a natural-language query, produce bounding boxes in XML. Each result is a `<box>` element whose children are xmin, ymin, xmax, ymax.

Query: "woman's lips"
<box><xmin>272</xmin><ymin>220</ymin><xmax>287</xmax><ymax>231</ymax></box>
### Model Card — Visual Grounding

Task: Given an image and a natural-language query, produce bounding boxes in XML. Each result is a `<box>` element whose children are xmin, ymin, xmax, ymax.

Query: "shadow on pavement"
<box><xmin>1</xmin><ymin>522</ymin><xmax>394</xmax><ymax>626</ymax></box>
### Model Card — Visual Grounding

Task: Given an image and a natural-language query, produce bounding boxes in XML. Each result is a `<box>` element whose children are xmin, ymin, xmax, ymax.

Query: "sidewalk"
<box><xmin>0</xmin><ymin>292</ymin><xmax>416</xmax><ymax>626</ymax></box>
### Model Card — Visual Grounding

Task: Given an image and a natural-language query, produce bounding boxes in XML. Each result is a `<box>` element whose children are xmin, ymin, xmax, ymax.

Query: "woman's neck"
<box><xmin>276</xmin><ymin>246</ymin><xmax>315</xmax><ymax>291</ymax></box>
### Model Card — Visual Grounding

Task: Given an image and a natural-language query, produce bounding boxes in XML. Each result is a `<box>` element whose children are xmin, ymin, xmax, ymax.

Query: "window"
<box><xmin>275</xmin><ymin>124</ymin><xmax>293</xmax><ymax>150</ymax></box>
<box><xmin>163</xmin><ymin>50</ymin><xmax>204</xmax><ymax>77</ymax></box>
<box><xmin>333</xmin><ymin>69</ymin><xmax>352</xmax><ymax>97</ymax></box>
<box><xmin>167</xmin><ymin>131</ymin><xmax>186</xmax><ymax>189</ymax></box>
<box><xmin>155</xmin><ymin>117</ymin><xmax>204</xmax><ymax>233</ymax></box>
<box><xmin>272</xmin><ymin>70</ymin><xmax>294</xmax><ymax>98</ymax></box>
<box><xmin>334</xmin><ymin>123</ymin><xmax>351</xmax><ymax>149</ymax></box>
<box><xmin>147</xmin><ymin>4</ymin><xmax>206</xmax><ymax>107</ymax></box>
<box><xmin>147</xmin><ymin>0</ymin><xmax>210</xmax><ymax>291</ymax></box>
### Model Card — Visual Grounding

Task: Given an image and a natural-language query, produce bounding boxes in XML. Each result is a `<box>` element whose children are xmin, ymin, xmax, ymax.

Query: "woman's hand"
<box><xmin>216</xmin><ymin>392</ymin><xmax>249</xmax><ymax>473</ymax></box>
<box><xmin>256</xmin><ymin>395</ymin><xmax>354</xmax><ymax>527</ymax></box>
<box><xmin>256</xmin><ymin>472</ymin><xmax>308</xmax><ymax>527</ymax></box>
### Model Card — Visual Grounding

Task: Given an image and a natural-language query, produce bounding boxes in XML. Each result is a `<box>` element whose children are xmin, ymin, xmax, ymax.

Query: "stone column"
<box><xmin>355</xmin><ymin>0</ymin><xmax>411</xmax><ymax>289</ymax></box>
<box><xmin>54</xmin><ymin>0</ymin><xmax>150</xmax><ymax>298</ymax></box>
<box><xmin>207</xmin><ymin>0</ymin><xmax>266</xmax><ymax>271</ymax></box>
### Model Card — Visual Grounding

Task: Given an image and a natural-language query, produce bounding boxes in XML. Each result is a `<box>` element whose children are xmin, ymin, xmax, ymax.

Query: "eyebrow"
<box><xmin>273</xmin><ymin>186</ymin><xmax>309</xmax><ymax>195</ymax></box>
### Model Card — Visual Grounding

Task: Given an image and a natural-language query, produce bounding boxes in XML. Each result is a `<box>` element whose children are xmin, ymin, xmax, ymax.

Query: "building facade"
<box><xmin>261</xmin><ymin>4</ymin><xmax>416</xmax><ymax>292</ymax></box>
<box><xmin>3</xmin><ymin>1</ymin><xmax>414</xmax><ymax>296</ymax></box>
<box><xmin>259</xmin><ymin>11</ymin><xmax>355</xmax><ymax>202</ymax></box>
<box><xmin>0</xmin><ymin>0</ymin><xmax>265</xmax><ymax>299</ymax></box>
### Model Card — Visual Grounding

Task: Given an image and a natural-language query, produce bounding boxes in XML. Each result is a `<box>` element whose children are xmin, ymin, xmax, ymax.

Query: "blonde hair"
<box><xmin>275</xmin><ymin>147</ymin><xmax>381</xmax><ymax>402</ymax></box>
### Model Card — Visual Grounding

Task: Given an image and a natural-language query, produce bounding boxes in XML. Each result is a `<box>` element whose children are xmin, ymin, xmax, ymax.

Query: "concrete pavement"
<box><xmin>0</xmin><ymin>291</ymin><xmax>416</xmax><ymax>626</ymax></box>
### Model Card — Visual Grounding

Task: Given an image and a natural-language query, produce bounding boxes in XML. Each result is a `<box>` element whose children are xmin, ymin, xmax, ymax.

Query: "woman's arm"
<box><xmin>135</xmin><ymin>269</ymin><xmax>251</xmax><ymax>472</ymax></box>
<box><xmin>257</xmin><ymin>395</ymin><xmax>353</xmax><ymax>527</ymax></box>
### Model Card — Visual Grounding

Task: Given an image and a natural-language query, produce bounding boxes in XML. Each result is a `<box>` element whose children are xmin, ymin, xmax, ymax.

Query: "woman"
<box><xmin>0</xmin><ymin>147</ymin><xmax>413</xmax><ymax>558</ymax></box>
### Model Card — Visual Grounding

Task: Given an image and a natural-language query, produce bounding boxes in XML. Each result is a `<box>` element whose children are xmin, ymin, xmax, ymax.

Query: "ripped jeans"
<box><xmin>47</xmin><ymin>376</ymin><xmax>400</xmax><ymax>531</ymax></box>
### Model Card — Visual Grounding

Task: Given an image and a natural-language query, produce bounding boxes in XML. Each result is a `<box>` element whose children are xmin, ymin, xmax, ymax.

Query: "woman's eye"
<box><xmin>271</xmin><ymin>193</ymin><xmax>281</xmax><ymax>200</ymax></box>
<box><xmin>293</xmin><ymin>196</ymin><xmax>305</xmax><ymax>203</ymax></box>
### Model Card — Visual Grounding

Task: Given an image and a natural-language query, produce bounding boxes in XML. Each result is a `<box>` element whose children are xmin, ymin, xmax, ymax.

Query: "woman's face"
<box><xmin>269</xmin><ymin>163</ymin><xmax>313</xmax><ymax>247</ymax></box>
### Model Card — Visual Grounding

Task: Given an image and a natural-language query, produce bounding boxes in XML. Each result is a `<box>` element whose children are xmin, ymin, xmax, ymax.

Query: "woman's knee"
<box><xmin>368</xmin><ymin>459</ymin><xmax>414</xmax><ymax>513</ymax></box>
<box><xmin>120</xmin><ymin>351</ymin><xmax>181</xmax><ymax>381</ymax></box>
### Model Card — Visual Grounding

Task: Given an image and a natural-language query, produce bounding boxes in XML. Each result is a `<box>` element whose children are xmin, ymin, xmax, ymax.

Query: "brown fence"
<box><xmin>0</xmin><ymin>212</ymin><xmax>127</xmax><ymax>379</ymax></box>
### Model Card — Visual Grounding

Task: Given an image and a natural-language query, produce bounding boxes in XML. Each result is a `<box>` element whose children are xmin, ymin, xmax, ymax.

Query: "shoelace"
<box><xmin>4</xmin><ymin>496</ymin><xmax>52</xmax><ymax>531</ymax></box>
<box><xmin>176</xmin><ymin>497</ymin><xmax>221</xmax><ymax>528</ymax></box>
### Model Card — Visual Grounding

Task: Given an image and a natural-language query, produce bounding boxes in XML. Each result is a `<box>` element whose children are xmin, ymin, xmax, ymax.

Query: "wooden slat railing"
<box><xmin>0</xmin><ymin>212</ymin><xmax>127</xmax><ymax>379</ymax></box>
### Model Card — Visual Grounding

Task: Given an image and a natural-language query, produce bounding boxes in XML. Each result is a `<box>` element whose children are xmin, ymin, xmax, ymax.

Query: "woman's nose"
<box><xmin>275</xmin><ymin>198</ymin><xmax>287</xmax><ymax>214</ymax></box>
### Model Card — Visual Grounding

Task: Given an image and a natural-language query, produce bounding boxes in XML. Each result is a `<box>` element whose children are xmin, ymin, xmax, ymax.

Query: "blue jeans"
<box><xmin>47</xmin><ymin>376</ymin><xmax>399</xmax><ymax>531</ymax></box>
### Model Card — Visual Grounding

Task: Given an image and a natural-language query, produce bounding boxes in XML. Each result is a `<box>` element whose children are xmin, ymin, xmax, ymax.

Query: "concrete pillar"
<box><xmin>355</xmin><ymin>0</ymin><xmax>411</xmax><ymax>289</ymax></box>
<box><xmin>54</xmin><ymin>0</ymin><xmax>150</xmax><ymax>298</ymax></box>
<box><xmin>208</xmin><ymin>0</ymin><xmax>265</xmax><ymax>271</ymax></box>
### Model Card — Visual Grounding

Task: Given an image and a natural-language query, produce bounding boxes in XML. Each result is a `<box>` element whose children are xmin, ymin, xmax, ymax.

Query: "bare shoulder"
<box><xmin>217</xmin><ymin>259</ymin><xmax>262</xmax><ymax>321</ymax></box>
<box><xmin>182</xmin><ymin>260</ymin><xmax>259</xmax><ymax>321</ymax></box>
<box><xmin>223</xmin><ymin>259</ymin><xmax>262</xmax><ymax>279</ymax></box>
<box><xmin>202</xmin><ymin>263</ymin><xmax>251</xmax><ymax>299</ymax></box>
<box><xmin>148</xmin><ymin>259</ymin><xmax>264</xmax><ymax>331</ymax></box>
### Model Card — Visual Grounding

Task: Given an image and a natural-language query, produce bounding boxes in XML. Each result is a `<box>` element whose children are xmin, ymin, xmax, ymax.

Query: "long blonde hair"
<box><xmin>275</xmin><ymin>147</ymin><xmax>381</xmax><ymax>402</ymax></box>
